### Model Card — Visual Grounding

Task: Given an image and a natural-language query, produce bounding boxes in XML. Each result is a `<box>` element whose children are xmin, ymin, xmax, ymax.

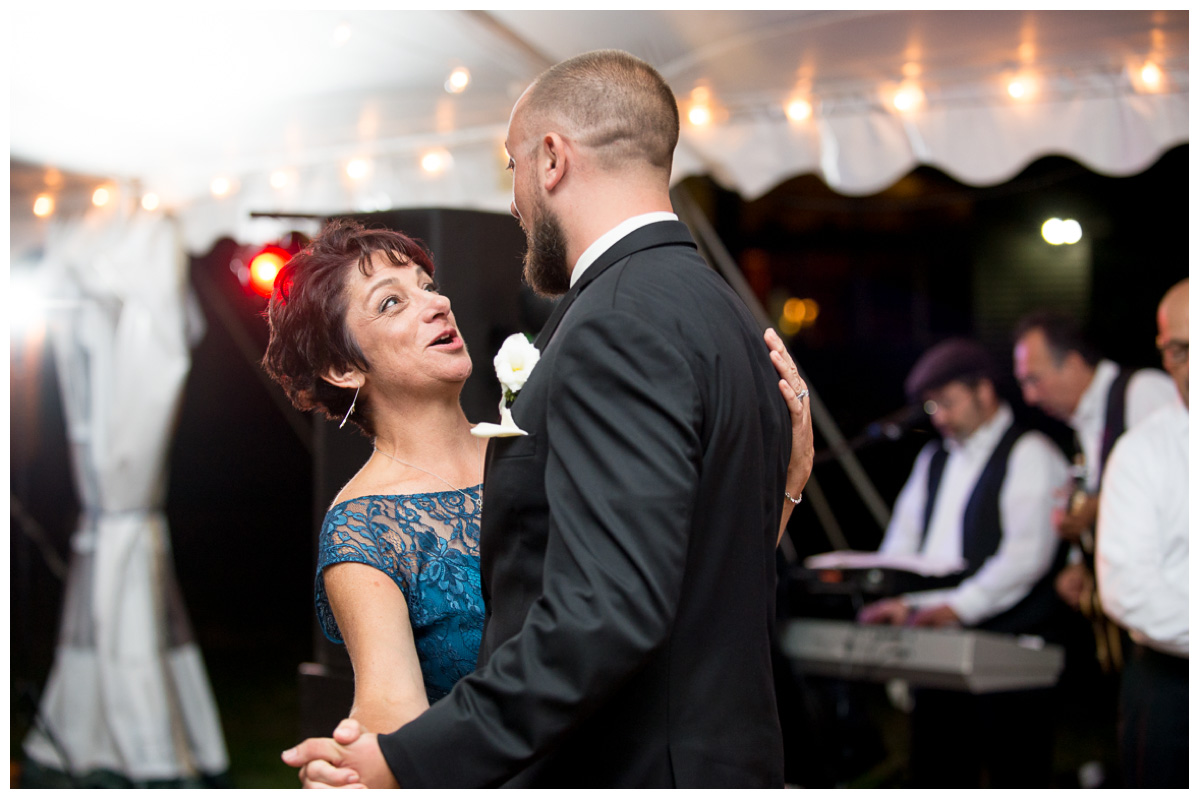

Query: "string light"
<box><xmin>785</xmin><ymin>98</ymin><xmax>813</xmax><ymax>122</ymax></box>
<box><xmin>687</xmin><ymin>86</ymin><xmax>714</xmax><ymax>127</ymax></box>
<box><xmin>421</xmin><ymin>149</ymin><xmax>452</xmax><ymax>174</ymax></box>
<box><xmin>270</xmin><ymin>170</ymin><xmax>290</xmax><ymax>189</ymax></box>
<box><xmin>210</xmin><ymin>176</ymin><xmax>232</xmax><ymax>197</ymax></box>
<box><xmin>92</xmin><ymin>186</ymin><xmax>111</xmax><ymax>207</ymax></box>
<box><xmin>1140</xmin><ymin>61</ymin><xmax>1163</xmax><ymax>89</ymax></box>
<box><xmin>688</xmin><ymin>105</ymin><xmax>713</xmax><ymax>126</ymax></box>
<box><xmin>892</xmin><ymin>83</ymin><xmax>924</xmax><ymax>113</ymax></box>
<box><xmin>345</xmin><ymin>159</ymin><xmax>371</xmax><ymax>180</ymax></box>
<box><xmin>142</xmin><ymin>193</ymin><xmax>160</xmax><ymax>211</ymax></box>
<box><xmin>33</xmin><ymin>194</ymin><xmax>54</xmax><ymax>218</ymax></box>
<box><xmin>445</xmin><ymin>67</ymin><xmax>470</xmax><ymax>94</ymax></box>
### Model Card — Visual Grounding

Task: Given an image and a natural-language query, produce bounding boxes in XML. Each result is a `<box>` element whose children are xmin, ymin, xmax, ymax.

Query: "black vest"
<box><xmin>1097</xmin><ymin>367</ymin><xmax>1135</xmax><ymax>481</ymax></box>
<box><xmin>922</xmin><ymin>422</ymin><xmax>1066</xmax><ymax>637</ymax></box>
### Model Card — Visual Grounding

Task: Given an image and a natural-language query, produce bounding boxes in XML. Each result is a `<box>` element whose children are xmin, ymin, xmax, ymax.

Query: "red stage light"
<box><xmin>248</xmin><ymin>246</ymin><xmax>290</xmax><ymax>297</ymax></box>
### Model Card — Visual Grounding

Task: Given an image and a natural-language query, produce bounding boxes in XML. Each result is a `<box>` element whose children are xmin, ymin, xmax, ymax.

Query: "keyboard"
<box><xmin>780</xmin><ymin>618</ymin><xmax>1065</xmax><ymax>694</ymax></box>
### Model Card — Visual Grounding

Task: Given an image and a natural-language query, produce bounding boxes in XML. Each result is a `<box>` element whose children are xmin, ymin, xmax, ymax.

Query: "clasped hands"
<box><xmin>281</xmin><ymin>718</ymin><xmax>396</xmax><ymax>789</ymax></box>
<box><xmin>857</xmin><ymin>598</ymin><xmax>961</xmax><ymax>628</ymax></box>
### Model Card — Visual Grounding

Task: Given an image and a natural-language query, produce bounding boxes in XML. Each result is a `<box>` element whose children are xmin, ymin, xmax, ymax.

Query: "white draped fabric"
<box><xmin>23</xmin><ymin>198</ymin><xmax>228</xmax><ymax>783</ymax></box>
<box><xmin>675</xmin><ymin>77</ymin><xmax>1188</xmax><ymax>199</ymax></box>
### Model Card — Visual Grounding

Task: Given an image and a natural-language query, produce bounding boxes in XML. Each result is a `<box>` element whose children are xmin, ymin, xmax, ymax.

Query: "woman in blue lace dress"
<box><xmin>262</xmin><ymin>219</ymin><xmax>813</xmax><ymax>735</ymax></box>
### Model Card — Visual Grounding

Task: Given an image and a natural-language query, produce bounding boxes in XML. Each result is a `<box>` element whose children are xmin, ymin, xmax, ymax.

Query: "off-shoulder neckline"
<box><xmin>327</xmin><ymin>485</ymin><xmax>483</xmax><ymax>512</ymax></box>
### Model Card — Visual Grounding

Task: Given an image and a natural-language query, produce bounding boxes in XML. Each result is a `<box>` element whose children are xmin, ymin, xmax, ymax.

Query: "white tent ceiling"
<box><xmin>10</xmin><ymin>8</ymin><xmax>1188</xmax><ymax>251</ymax></box>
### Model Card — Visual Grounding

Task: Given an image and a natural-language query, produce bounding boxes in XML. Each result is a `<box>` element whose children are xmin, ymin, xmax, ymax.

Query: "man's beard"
<box><xmin>522</xmin><ymin>200</ymin><xmax>571</xmax><ymax>298</ymax></box>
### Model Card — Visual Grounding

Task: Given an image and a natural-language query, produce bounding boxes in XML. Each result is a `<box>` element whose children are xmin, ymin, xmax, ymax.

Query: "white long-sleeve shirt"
<box><xmin>879</xmin><ymin>404</ymin><xmax>1070</xmax><ymax>625</ymax></box>
<box><xmin>1069</xmin><ymin>359</ymin><xmax>1179</xmax><ymax>492</ymax></box>
<box><xmin>1096</xmin><ymin>403</ymin><xmax>1189</xmax><ymax>657</ymax></box>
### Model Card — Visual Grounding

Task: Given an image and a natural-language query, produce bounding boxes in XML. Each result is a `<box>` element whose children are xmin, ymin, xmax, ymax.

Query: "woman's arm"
<box><xmin>322</xmin><ymin>562</ymin><xmax>430</xmax><ymax>734</ymax></box>
<box><xmin>765</xmin><ymin>328</ymin><xmax>814</xmax><ymax>545</ymax></box>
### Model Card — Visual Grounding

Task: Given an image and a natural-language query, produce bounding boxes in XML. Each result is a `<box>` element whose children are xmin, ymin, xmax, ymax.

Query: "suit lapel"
<box><xmin>533</xmin><ymin>221</ymin><xmax>697</xmax><ymax>349</ymax></box>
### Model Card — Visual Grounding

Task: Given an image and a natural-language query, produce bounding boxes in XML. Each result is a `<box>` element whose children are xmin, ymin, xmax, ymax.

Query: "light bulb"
<box><xmin>785</xmin><ymin>99</ymin><xmax>812</xmax><ymax>122</ymax></box>
<box><xmin>33</xmin><ymin>194</ymin><xmax>54</xmax><ymax>217</ymax></box>
<box><xmin>445</xmin><ymin>67</ymin><xmax>470</xmax><ymax>94</ymax></box>
<box><xmin>688</xmin><ymin>105</ymin><xmax>712</xmax><ymax>126</ymax></box>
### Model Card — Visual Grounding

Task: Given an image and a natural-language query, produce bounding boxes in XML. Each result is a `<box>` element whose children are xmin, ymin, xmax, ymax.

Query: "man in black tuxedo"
<box><xmin>285</xmin><ymin>49</ymin><xmax>796</xmax><ymax>788</ymax></box>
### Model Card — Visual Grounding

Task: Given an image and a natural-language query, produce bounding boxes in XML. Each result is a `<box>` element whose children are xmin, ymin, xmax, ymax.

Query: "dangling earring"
<box><xmin>339</xmin><ymin>385</ymin><xmax>361</xmax><ymax>429</ymax></box>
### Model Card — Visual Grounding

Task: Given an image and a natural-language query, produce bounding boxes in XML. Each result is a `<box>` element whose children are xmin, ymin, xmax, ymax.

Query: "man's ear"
<box><xmin>542</xmin><ymin>132</ymin><xmax>569</xmax><ymax>192</ymax></box>
<box><xmin>977</xmin><ymin>378</ymin><xmax>997</xmax><ymax>405</ymax></box>
<box><xmin>1062</xmin><ymin>350</ymin><xmax>1089</xmax><ymax>375</ymax></box>
<box><xmin>322</xmin><ymin>365</ymin><xmax>363</xmax><ymax>391</ymax></box>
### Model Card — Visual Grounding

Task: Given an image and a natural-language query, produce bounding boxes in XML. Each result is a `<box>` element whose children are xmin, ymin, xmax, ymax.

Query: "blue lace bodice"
<box><xmin>315</xmin><ymin>488</ymin><xmax>485</xmax><ymax>702</ymax></box>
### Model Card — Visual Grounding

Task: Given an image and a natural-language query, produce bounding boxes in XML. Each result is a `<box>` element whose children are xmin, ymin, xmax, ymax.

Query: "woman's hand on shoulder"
<box><xmin>765</xmin><ymin>328</ymin><xmax>814</xmax><ymax>544</ymax></box>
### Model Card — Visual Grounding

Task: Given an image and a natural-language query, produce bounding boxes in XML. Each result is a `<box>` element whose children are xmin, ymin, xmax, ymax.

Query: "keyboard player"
<box><xmin>857</xmin><ymin>339</ymin><xmax>1069</xmax><ymax>787</ymax></box>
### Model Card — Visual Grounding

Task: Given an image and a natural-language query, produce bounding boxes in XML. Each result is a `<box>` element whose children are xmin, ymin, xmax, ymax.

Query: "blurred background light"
<box><xmin>1042</xmin><ymin>217</ymin><xmax>1083</xmax><ymax>245</ymax></box>
<box><xmin>1140</xmin><ymin>61</ymin><xmax>1163</xmax><ymax>89</ymax></box>
<box><xmin>248</xmin><ymin>246</ymin><xmax>290</xmax><ymax>298</ymax></box>
<box><xmin>32</xmin><ymin>194</ymin><xmax>54</xmax><ymax>218</ymax></box>
<box><xmin>141</xmin><ymin>193</ymin><xmax>160</xmax><ymax>211</ymax></box>
<box><xmin>1060</xmin><ymin>219</ymin><xmax>1083</xmax><ymax>244</ymax></box>
<box><xmin>332</xmin><ymin>21</ymin><xmax>352</xmax><ymax>47</ymax></box>
<box><xmin>445</xmin><ymin>67</ymin><xmax>470</xmax><ymax>94</ymax></box>
<box><xmin>345</xmin><ymin>159</ymin><xmax>371</xmax><ymax>180</ymax></box>
<box><xmin>892</xmin><ymin>84</ymin><xmax>924</xmax><ymax>112</ymax></box>
<box><xmin>92</xmin><ymin>186</ymin><xmax>111</xmax><ymax>207</ymax></box>
<box><xmin>421</xmin><ymin>149</ymin><xmax>452</xmax><ymax>174</ymax></box>
<box><xmin>785</xmin><ymin>98</ymin><xmax>813</xmax><ymax>122</ymax></box>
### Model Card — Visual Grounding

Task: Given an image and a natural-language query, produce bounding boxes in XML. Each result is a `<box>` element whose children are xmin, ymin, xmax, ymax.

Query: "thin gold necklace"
<box><xmin>372</xmin><ymin>439</ymin><xmax>483</xmax><ymax>507</ymax></box>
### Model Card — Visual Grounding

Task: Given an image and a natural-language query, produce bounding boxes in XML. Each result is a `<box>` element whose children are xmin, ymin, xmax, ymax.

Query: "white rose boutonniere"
<box><xmin>470</xmin><ymin>333</ymin><xmax>540</xmax><ymax>439</ymax></box>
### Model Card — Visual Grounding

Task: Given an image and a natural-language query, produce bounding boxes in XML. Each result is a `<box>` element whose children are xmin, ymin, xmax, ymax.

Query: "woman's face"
<box><xmin>340</xmin><ymin>251</ymin><xmax>472</xmax><ymax>398</ymax></box>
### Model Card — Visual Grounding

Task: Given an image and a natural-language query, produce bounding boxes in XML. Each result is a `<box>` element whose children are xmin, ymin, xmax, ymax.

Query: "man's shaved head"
<box><xmin>518</xmin><ymin>50</ymin><xmax>679</xmax><ymax>175</ymax></box>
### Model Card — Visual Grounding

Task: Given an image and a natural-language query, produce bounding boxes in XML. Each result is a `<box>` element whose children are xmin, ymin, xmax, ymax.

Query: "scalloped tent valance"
<box><xmin>11</xmin><ymin>9</ymin><xmax>1187</xmax><ymax>252</ymax></box>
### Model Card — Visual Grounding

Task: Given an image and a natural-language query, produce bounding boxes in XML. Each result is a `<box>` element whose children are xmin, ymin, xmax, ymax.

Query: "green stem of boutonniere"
<box><xmin>504</xmin><ymin>388</ymin><xmax>518</xmax><ymax>407</ymax></box>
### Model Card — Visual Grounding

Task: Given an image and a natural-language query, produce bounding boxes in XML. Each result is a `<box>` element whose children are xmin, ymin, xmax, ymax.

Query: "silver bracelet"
<box><xmin>784</xmin><ymin>490</ymin><xmax>803</xmax><ymax>505</ymax></box>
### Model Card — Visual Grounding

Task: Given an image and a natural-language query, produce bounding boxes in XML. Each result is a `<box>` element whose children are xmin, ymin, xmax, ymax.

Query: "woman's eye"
<box><xmin>506</xmin><ymin>159</ymin><xmax>514</xmax><ymax>172</ymax></box>
<box><xmin>379</xmin><ymin>296</ymin><xmax>400</xmax><ymax>312</ymax></box>
<box><xmin>423</xmin><ymin>282</ymin><xmax>440</xmax><ymax>294</ymax></box>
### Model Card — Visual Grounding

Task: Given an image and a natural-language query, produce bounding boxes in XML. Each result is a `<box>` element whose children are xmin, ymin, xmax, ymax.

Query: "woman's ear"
<box><xmin>322</xmin><ymin>366</ymin><xmax>363</xmax><ymax>391</ymax></box>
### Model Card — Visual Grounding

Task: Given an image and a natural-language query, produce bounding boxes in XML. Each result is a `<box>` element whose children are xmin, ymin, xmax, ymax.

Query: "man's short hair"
<box><xmin>523</xmin><ymin>49</ymin><xmax>679</xmax><ymax>173</ymax></box>
<box><xmin>905</xmin><ymin>338</ymin><xmax>998</xmax><ymax>403</ymax></box>
<box><xmin>1013</xmin><ymin>310</ymin><xmax>1101</xmax><ymax>366</ymax></box>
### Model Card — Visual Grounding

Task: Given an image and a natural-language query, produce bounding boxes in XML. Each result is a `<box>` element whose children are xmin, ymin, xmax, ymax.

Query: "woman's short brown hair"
<box><xmin>262</xmin><ymin>218</ymin><xmax>435</xmax><ymax>437</ymax></box>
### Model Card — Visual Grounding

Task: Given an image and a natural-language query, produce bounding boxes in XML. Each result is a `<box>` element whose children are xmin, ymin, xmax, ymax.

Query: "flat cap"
<box><xmin>904</xmin><ymin>338</ymin><xmax>997</xmax><ymax>403</ymax></box>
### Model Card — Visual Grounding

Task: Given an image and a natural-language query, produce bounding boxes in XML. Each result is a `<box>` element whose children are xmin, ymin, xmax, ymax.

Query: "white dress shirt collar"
<box><xmin>1070</xmin><ymin>359</ymin><xmax>1118</xmax><ymax>433</ymax></box>
<box><xmin>945</xmin><ymin>402</ymin><xmax>1014</xmax><ymax>458</ymax></box>
<box><xmin>570</xmin><ymin>212</ymin><xmax>679</xmax><ymax>288</ymax></box>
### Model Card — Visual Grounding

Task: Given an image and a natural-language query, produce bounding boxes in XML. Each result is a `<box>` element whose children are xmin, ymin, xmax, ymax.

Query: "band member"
<box><xmin>859</xmin><ymin>338</ymin><xmax>1069</xmax><ymax>787</ymax></box>
<box><xmin>1096</xmin><ymin>279</ymin><xmax>1188</xmax><ymax>788</ymax></box>
<box><xmin>1012</xmin><ymin>311</ymin><xmax>1176</xmax><ymax>643</ymax></box>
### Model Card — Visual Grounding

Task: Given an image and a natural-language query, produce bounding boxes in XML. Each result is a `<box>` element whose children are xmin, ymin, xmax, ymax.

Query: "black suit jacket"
<box><xmin>377</xmin><ymin>221</ymin><xmax>790</xmax><ymax>787</ymax></box>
